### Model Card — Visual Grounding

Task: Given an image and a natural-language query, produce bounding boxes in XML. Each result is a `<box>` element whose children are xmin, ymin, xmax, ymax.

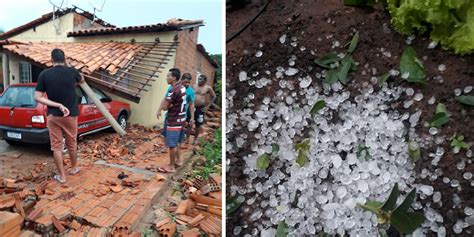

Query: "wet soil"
<box><xmin>226</xmin><ymin>0</ymin><xmax>474</xmax><ymax>236</ymax></box>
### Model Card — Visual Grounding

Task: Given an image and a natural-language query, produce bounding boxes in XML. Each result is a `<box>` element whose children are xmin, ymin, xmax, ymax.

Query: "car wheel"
<box><xmin>118</xmin><ymin>114</ymin><xmax>128</xmax><ymax>130</ymax></box>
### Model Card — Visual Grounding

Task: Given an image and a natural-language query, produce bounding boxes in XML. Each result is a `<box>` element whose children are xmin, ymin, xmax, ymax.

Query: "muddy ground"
<box><xmin>226</xmin><ymin>0</ymin><xmax>474</xmax><ymax>236</ymax></box>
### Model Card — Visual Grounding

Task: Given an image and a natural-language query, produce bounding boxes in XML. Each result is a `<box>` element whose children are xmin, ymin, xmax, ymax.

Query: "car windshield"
<box><xmin>0</xmin><ymin>87</ymin><xmax>37</xmax><ymax>108</ymax></box>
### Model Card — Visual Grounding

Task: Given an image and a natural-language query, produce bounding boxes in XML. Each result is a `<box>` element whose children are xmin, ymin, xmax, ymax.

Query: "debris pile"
<box><xmin>156</xmin><ymin>174</ymin><xmax>222</xmax><ymax>236</ymax></box>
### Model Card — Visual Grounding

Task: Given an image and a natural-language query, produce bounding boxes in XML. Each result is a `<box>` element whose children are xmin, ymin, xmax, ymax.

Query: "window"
<box><xmin>19</xmin><ymin>62</ymin><xmax>32</xmax><ymax>83</ymax></box>
<box><xmin>0</xmin><ymin>86</ymin><xmax>36</xmax><ymax>108</ymax></box>
<box><xmin>75</xmin><ymin>88</ymin><xmax>88</xmax><ymax>104</ymax></box>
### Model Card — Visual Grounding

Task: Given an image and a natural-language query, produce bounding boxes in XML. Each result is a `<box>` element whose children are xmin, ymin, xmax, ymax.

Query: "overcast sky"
<box><xmin>0</xmin><ymin>0</ymin><xmax>223</xmax><ymax>54</ymax></box>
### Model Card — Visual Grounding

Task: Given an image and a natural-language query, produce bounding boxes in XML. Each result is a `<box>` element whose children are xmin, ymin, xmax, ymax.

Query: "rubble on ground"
<box><xmin>0</xmin><ymin>110</ymin><xmax>222</xmax><ymax>236</ymax></box>
<box><xmin>155</xmin><ymin>174</ymin><xmax>222</xmax><ymax>236</ymax></box>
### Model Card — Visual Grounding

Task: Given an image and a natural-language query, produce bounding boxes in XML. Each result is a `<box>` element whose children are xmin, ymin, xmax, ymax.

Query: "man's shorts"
<box><xmin>195</xmin><ymin>106</ymin><xmax>205</xmax><ymax>128</ymax></box>
<box><xmin>165</xmin><ymin>125</ymin><xmax>183</xmax><ymax>148</ymax></box>
<box><xmin>47</xmin><ymin>115</ymin><xmax>78</xmax><ymax>152</ymax></box>
<box><xmin>163</xmin><ymin>120</ymin><xmax>185</xmax><ymax>145</ymax></box>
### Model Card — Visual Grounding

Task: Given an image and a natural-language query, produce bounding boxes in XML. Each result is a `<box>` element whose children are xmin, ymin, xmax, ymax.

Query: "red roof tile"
<box><xmin>67</xmin><ymin>18</ymin><xmax>204</xmax><ymax>37</ymax></box>
<box><xmin>1</xmin><ymin>41</ymin><xmax>142</xmax><ymax>75</ymax></box>
<box><xmin>0</xmin><ymin>8</ymin><xmax>114</xmax><ymax>40</ymax></box>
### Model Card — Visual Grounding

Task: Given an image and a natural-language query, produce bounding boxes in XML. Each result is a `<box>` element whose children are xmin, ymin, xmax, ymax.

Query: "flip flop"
<box><xmin>157</xmin><ymin>166</ymin><xmax>176</xmax><ymax>173</ymax></box>
<box><xmin>69</xmin><ymin>167</ymin><xmax>81</xmax><ymax>175</ymax></box>
<box><xmin>53</xmin><ymin>174</ymin><xmax>66</xmax><ymax>184</ymax></box>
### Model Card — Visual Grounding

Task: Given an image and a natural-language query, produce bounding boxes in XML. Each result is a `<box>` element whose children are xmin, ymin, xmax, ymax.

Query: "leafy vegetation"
<box><xmin>256</xmin><ymin>153</ymin><xmax>270</xmax><ymax>170</ymax></box>
<box><xmin>315</xmin><ymin>32</ymin><xmax>359</xmax><ymax>85</ymax></box>
<box><xmin>386</xmin><ymin>0</ymin><xmax>474</xmax><ymax>55</ymax></box>
<box><xmin>429</xmin><ymin>103</ymin><xmax>449</xmax><ymax>128</ymax></box>
<box><xmin>455</xmin><ymin>95</ymin><xmax>474</xmax><ymax>106</ymax></box>
<box><xmin>400</xmin><ymin>47</ymin><xmax>426</xmax><ymax>84</ymax></box>
<box><xmin>450</xmin><ymin>134</ymin><xmax>470</xmax><ymax>150</ymax></box>
<box><xmin>227</xmin><ymin>195</ymin><xmax>244</xmax><ymax>216</ymax></box>
<box><xmin>210</xmin><ymin>54</ymin><xmax>222</xmax><ymax>106</ymax></box>
<box><xmin>344</xmin><ymin>0</ymin><xmax>474</xmax><ymax>55</ymax></box>
<box><xmin>357</xmin><ymin>144</ymin><xmax>371</xmax><ymax>160</ymax></box>
<box><xmin>408</xmin><ymin>141</ymin><xmax>421</xmax><ymax>163</ymax></box>
<box><xmin>276</xmin><ymin>221</ymin><xmax>288</xmax><ymax>237</ymax></box>
<box><xmin>295</xmin><ymin>139</ymin><xmax>310</xmax><ymax>166</ymax></box>
<box><xmin>256</xmin><ymin>143</ymin><xmax>280</xmax><ymax>170</ymax></box>
<box><xmin>310</xmin><ymin>100</ymin><xmax>326</xmax><ymax>115</ymax></box>
<box><xmin>359</xmin><ymin>183</ymin><xmax>425</xmax><ymax>234</ymax></box>
<box><xmin>195</xmin><ymin>128</ymin><xmax>222</xmax><ymax>178</ymax></box>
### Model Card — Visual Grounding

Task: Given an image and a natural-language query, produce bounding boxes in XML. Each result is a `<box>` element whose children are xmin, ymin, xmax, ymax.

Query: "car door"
<box><xmin>76</xmin><ymin>87</ymin><xmax>96</xmax><ymax>134</ymax></box>
<box><xmin>89</xmin><ymin>88</ymin><xmax>113</xmax><ymax>130</ymax></box>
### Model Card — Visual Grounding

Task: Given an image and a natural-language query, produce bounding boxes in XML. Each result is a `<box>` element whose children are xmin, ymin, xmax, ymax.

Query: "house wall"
<box><xmin>73</xmin><ymin>14</ymin><xmax>106</xmax><ymax>31</ymax></box>
<box><xmin>4</xmin><ymin>15</ymin><xmax>216</xmax><ymax>127</ymax></box>
<box><xmin>6</xmin><ymin>54</ymin><xmax>21</xmax><ymax>86</ymax></box>
<box><xmin>175</xmin><ymin>28</ymin><xmax>199</xmax><ymax>84</ymax></box>
<box><xmin>11</xmin><ymin>13</ymin><xmax>75</xmax><ymax>42</ymax></box>
<box><xmin>90</xmin><ymin>31</ymin><xmax>178</xmax><ymax>127</ymax></box>
<box><xmin>197</xmin><ymin>52</ymin><xmax>216</xmax><ymax>86</ymax></box>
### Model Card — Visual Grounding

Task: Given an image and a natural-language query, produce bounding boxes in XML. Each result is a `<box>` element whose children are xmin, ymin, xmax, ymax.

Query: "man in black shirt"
<box><xmin>34</xmin><ymin>49</ymin><xmax>85</xmax><ymax>183</ymax></box>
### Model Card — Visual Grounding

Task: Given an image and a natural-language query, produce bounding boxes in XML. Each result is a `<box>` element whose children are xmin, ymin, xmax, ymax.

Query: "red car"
<box><xmin>0</xmin><ymin>83</ymin><xmax>131</xmax><ymax>147</ymax></box>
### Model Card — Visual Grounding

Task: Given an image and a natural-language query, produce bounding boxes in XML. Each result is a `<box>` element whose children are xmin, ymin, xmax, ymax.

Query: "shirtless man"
<box><xmin>192</xmin><ymin>75</ymin><xmax>216</xmax><ymax>145</ymax></box>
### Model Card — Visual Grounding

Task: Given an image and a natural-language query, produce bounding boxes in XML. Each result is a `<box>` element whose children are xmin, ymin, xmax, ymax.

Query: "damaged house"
<box><xmin>0</xmin><ymin>7</ymin><xmax>218</xmax><ymax>126</ymax></box>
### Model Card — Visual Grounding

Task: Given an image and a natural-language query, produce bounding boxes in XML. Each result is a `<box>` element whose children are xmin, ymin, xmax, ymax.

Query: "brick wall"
<box><xmin>197</xmin><ymin>52</ymin><xmax>216</xmax><ymax>86</ymax></box>
<box><xmin>174</xmin><ymin>28</ymin><xmax>199</xmax><ymax>84</ymax></box>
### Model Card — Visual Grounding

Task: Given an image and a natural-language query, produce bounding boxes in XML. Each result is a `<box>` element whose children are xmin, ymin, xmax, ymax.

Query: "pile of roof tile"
<box><xmin>78</xmin><ymin>125</ymin><xmax>166</xmax><ymax>164</ymax></box>
<box><xmin>0</xmin><ymin>211</ymin><xmax>24</xmax><ymax>236</ymax></box>
<box><xmin>156</xmin><ymin>174</ymin><xmax>222</xmax><ymax>236</ymax></box>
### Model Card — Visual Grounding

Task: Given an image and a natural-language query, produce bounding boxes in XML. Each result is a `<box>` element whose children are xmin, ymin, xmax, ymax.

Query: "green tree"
<box><xmin>210</xmin><ymin>54</ymin><xmax>222</xmax><ymax>107</ymax></box>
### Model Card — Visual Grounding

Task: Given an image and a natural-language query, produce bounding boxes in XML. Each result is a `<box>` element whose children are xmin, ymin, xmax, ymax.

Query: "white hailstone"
<box><xmin>438</xmin><ymin>64</ymin><xmax>446</xmax><ymax>72</ymax></box>
<box><xmin>428</xmin><ymin>96</ymin><xmax>436</xmax><ymax>105</ymax></box>
<box><xmin>285</xmin><ymin>68</ymin><xmax>299</xmax><ymax>76</ymax></box>
<box><xmin>279</xmin><ymin>34</ymin><xmax>287</xmax><ymax>44</ymax></box>
<box><xmin>255</xmin><ymin>50</ymin><xmax>263</xmax><ymax>58</ymax></box>
<box><xmin>428</xmin><ymin>41</ymin><xmax>438</xmax><ymax>49</ymax></box>
<box><xmin>239</xmin><ymin>71</ymin><xmax>248</xmax><ymax>81</ymax></box>
<box><xmin>413</xmin><ymin>93</ymin><xmax>423</xmax><ymax>101</ymax></box>
<box><xmin>454</xmin><ymin>88</ymin><xmax>462</xmax><ymax>96</ymax></box>
<box><xmin>406</xmin><ymin>88</ymin><xmax>415</xmax><ymax>96</ymax></box>
<box><xmin>464</xmin><ymin>86</ymin><xmax>473</xmax><ymax>93</ymax></box>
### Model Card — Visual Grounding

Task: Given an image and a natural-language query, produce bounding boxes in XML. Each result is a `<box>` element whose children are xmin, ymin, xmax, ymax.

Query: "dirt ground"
<box><xmin>0</xmin><ymin>112</ymin><xmax>222</xmax><ymax>236</ymax></box>
<box><xmin>227</xmin><ymin>0</ymin><xmax>473</xmax><ymax>236</ymax></box>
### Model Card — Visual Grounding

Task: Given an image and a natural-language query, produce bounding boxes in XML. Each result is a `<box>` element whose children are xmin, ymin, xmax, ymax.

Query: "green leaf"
<box><xmin>460</xmin><ymin>142</ymin><xmax>470</xmax><ymax>149</ymax></box>
<box><xmin>310</xmin><ymin>100</ymin><xmax>326</xmax><ymax>115</ymax></box>
<box><xmin>295</xmin><ymin>139</ymin><xmax>310</xmax><ymax>167</ymax></box>
<box><xmin>381</xmin><ymin>183</ymin><xmax>400</xmax><ymax>212</ymax></box>
<box><xmin>379</xmin><ymin>229</ymin><xmax>389</xmax><ymax>237</ymax></box>
<box><xmin>256</xmin><ymin>153</ymin><xmax>270</xmax><ymax>170</ymax></box>
<box><xmin>378</xmin><ymin>73</ymin><xmax>390</xmax><ymax>87</ymax></box>
<box><xmin>338</xmin><ymin>56</ymin><xmax>354</xmax><ymax>84</ymax></box>
<box><xmin>348</xmin><ymin>32</ymin><xmax>360</xmax><ymax>54</ymax></box>
<box><xmin>276</xmin><ymin>221</ymin><xmax>288</xmax><ymax>237</ymax></box>
<box><xmin>272</xmin><ymin>144</ymin><xmax>280</xmax><ymax>157</ymax></box>
<box><xmin>359</xmin><ymin>200</ymin><xmax>383</xmax><ymax>214</ymax></box>
<box><xmin>435</xmin><ymin>103</ymin><xmax>448</xmax><ymax>114</ymax></box>
<box><xmin>390</xmin><ymin>210</ymin><xmax>425</xmax><ymax>234</ymax></box>
<box><xmin>315</xmin><ymin>53</ymin><xmax>340</xmax><ymax>69</ymax></box>
<box><xmin>226</xmin><ymin>196</ymin><xmax>244</xmax><ymax>215</ymax></box>
<box><xmin>429</xmin><ymin>112</ymin><xmax>449</xmax><ymax>128</ymax></box>
<box><xmin>408</xmin><ymin>141</ymin><xmax>421</xmax><ymax>163</ymax></box>
<box><xmin>455</xmin><ymin>96</ymin><xmax>474</xmax><ymax>106</ymax></box>
<box><xmin>395</xmin><ymin>189</ymin><xmax>416</xmax><ymax>213</ymax></box>
<box><xmin>400</xmin><ymin>47</ymin><xmax>426</xmax><ymax>84</ymax></box>
<box><xmin>324</xmin><ymin>69</ymin><xmax>339</xmax><ymax>84</ymax></box>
